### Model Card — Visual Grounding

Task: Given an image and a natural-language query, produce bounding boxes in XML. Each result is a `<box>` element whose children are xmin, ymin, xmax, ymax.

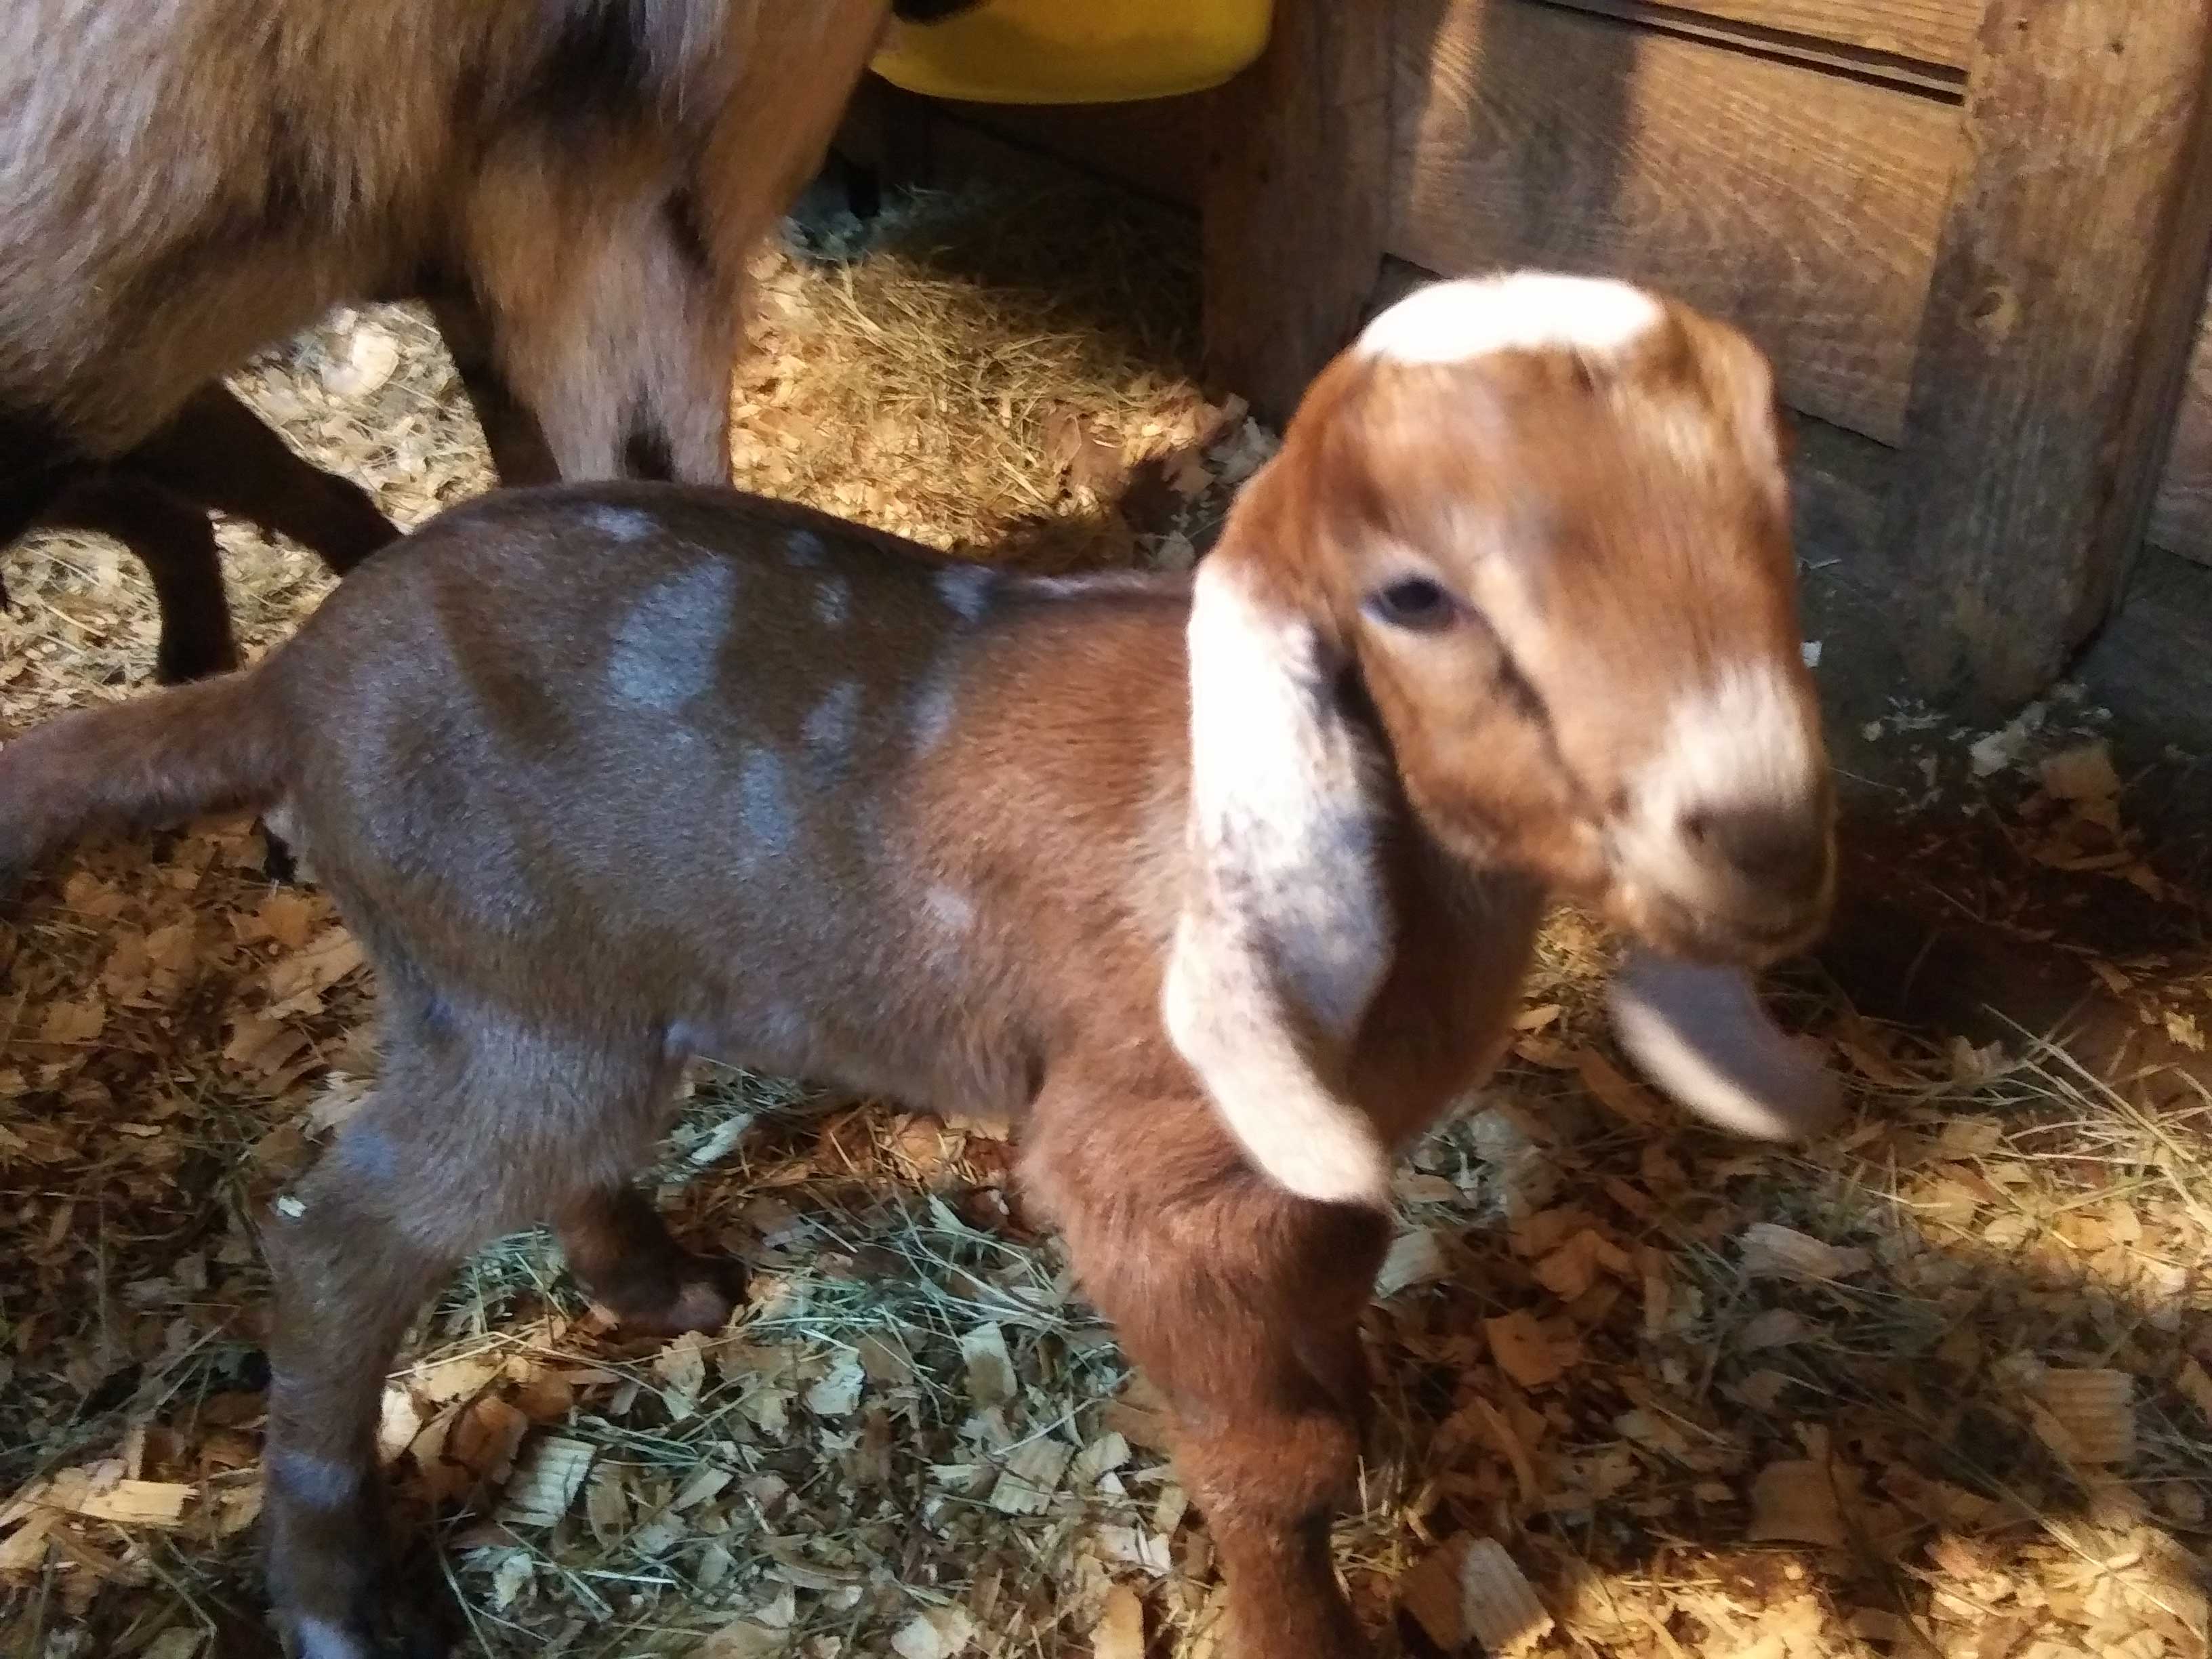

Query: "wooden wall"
<box><xmin>2155</xmin><ymin>315</ymin><xmax>2212</xmax><ymax>566</ymax></box>
<box><xmin>882</xmin><ymin>0</ymin><xmax>2212</xmax><ymax>598</ymax></box>
<box><xmin>1388</xmin><ymin>0</ymin><xmax>1963</xmax><ymax>446</ymax></box>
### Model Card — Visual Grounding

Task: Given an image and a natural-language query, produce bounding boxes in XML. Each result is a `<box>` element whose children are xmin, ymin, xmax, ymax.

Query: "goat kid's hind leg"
<box><xmin>1031</xmin><ymin>1092</ymin><xmax>1389</xmax><ymax>1659</ymax></box>
<box><xmin>45</xmin><ymin>473</ymin><xmax>237</xmax><ymax>683</ymax></box>
<box><xmin>554</xmin><ymin>1183</ymin><xmax>744</xmax><ymax>1338</ymax></box>
<box><xmin>262</xmin><ymin>1104</ymin><xmax>490</xmax><ymax>1658</ymax></box>
<box><xmin>261</xmin><ymin>1021</ymin><xmax>682</xmax><ymax>1658</ymax></box>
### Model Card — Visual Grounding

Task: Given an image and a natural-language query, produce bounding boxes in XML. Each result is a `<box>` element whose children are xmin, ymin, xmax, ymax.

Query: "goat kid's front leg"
<box><xmin>1033</xmin><ymin>1093</ymin><xmax>1389</xmax><ymax>1659</ymax></box>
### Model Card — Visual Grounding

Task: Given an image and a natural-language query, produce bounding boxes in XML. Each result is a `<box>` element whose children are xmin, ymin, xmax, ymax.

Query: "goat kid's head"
<box><xmin>1200</xmin><ymin>274</ymin><xmax>1834</xmax><ymax>970</ymax></box>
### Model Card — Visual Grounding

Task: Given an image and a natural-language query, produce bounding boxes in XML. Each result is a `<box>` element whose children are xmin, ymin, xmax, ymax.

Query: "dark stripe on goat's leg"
<box><xmin>425</xmin><ymin>291</ymin><xmax>563</xmax><ymax>485</ymax></box>
<box><xmin>622</xmin><ymin>418</ymin><xmax>675</xmax><ymax>482</ymax></box>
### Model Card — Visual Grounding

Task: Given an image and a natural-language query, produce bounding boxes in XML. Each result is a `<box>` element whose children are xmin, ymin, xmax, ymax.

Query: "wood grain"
<box><xmin>1565</xmin><ymin>0</ymin><xmax>1980</xmax><ymax>70</ymax></box>
<box><xmin>1201</xmin><ymin>0</ymin><xmax>1391</xmax><ymax>423</ymax></box>
<box><xmin>1390</xmin><ymin>0</ymin><xmax>1962</xmax><ymax>442</ymax></box>
<box><xmin>1884</xmin><ymin>0</ymin><xmax>2212</xmax><ymax>705</ymax></box>
<box><xmin>1543</xmin><ymin>0</ymin><xmax>1967</xmax><ymax>93</ymax></box>
<box><xmin>918</xmin><ymin>96</ymin><xmax>1212</xmax><ymax>209</ymax></box>
<box><xmin>2151</xmin><ymin>304</ymin><xmax>2212</xmax><ymax>567</ymax></box>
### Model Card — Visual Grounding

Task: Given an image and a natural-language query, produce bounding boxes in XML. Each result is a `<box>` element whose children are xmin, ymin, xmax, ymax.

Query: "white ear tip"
<box><xmin>1607</xmin><ymin>950</ymin><xmax>1841</xmax><ymax>1142</ymax></box>
<box><xmin>1244</xmin><ymin>1122</ymin><xmax>1396</xmax><ymax>1210</ymax></box>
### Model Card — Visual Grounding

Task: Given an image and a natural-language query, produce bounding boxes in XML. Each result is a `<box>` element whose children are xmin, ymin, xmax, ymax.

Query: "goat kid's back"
<box><xmin>1</xmin><ymin>488</ymin><xmax>1231</xmax><ymax>1122</ymax></box>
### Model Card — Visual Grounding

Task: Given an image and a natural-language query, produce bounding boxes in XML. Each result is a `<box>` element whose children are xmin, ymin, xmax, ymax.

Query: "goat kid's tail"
<box><xmin>0</xmin><ymin>669</ymin><xmax>289</xmax><ymax>888</ymax></box>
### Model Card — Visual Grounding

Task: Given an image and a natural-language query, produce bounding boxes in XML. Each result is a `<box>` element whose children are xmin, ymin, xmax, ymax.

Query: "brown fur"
<box><xmin>0</xmin><ymin>0</ymin><xmax>972</xmax><ymax>682</ymax></box>
<box><xmin>0</xmin><ymin>291</ymin><xmax>1829</xmax><ymax>1658</ymax></box>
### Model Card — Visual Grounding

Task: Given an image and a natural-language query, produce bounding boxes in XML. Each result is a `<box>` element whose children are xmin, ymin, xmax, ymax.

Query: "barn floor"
<box><xmin>3</xmin><ymin>176</ymin><xmax>2211</xmax><ymax>1659</ymax></box>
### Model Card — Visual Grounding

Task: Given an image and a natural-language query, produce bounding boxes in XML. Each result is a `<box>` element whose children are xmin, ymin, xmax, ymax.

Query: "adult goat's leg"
<box><xmin>423</xmin><ymin>291</ymin><xmax>562</xmax><ymax>487</ymax></box>
<box><xmin>46</xmin><ymin>472</ymin><xmax>236</xmax><ymax>683</ymax></box>
<box><xmin>462</xmin><ymin>183</ymin><xmax>735</xmax><ymax>485</ymax></box>
<box><xmin>128</xmin><ymin>386</ymin><xmax>396</xmax><ymax>573</ymax></box>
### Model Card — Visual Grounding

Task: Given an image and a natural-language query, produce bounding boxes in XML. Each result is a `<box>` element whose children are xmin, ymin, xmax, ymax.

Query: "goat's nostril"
<box><xmin>1688</xmin><ymin>806</ymin><xmax>1828</xmax><ymax>899</ymax></box>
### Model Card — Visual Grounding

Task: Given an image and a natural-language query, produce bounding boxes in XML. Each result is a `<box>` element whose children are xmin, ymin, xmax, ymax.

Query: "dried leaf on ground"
<box><xmin>1738</xmin><ymin>1223</ymin><xmax>1872</xmax><ymax>1282</ymax></box>
<box><xmin>498</xmin><ymin>1435</ymin><xmax>595</xmax><ymax>1528</ymax></box>
<box><xmin>1748</xmin><ymin>1460</ymin><xmax>1847</xmax><ymax>1547</ymax></box>
<box><xmin>1401</xmin><ymin>1534</ymin><xmax>1555</xmax><ymax>1654</ymax></box>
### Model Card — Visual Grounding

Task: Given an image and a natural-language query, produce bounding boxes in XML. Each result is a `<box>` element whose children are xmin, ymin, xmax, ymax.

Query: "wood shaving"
<box><xmin>1401</xmin><ymin>1534</ymin><xmax>1555</xmax><ymax>1653</ymax></box>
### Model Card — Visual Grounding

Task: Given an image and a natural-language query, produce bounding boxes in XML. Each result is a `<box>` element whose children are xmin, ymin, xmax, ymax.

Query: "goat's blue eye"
<box><xmin>1366</xmin><ymin>576</ymin><xmax>1458</xmax><ymax>632</ymax></box>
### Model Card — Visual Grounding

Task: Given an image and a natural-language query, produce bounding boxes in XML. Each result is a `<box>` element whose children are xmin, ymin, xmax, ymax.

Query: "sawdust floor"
<box><xmin>3</xmin><ymin>179</ymin><xmax>2211</xmax><ymax>1659</ymax></box>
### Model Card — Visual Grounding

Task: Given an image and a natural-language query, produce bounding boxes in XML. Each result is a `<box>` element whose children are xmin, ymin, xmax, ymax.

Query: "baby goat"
<box><xmin>0</xmin><ymin>275</ymin><xmax>1835</xmax><ymax>1658</ymax></box>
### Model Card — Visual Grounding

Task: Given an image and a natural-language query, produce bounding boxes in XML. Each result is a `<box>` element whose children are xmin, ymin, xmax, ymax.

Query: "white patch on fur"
<box><xmin>801</xmin><ymin>680</ymin><xmax>862</xmax><ymax>774</ymax></box>
<box><xmin>815</xmin><ymin>574</ymin><xmax>851</xmax><ymax>628</ymax></box>
<box><xmin>924</xmin><ymin>884</ymin><xmax>975</xmax><ymax>937</ymax></box>
<box><xmin>608</xmin><ymin>562</ymin><xmax>736</xmax><ymax>712</ymax></box>
<box><xmin>288</xmin><ymin>1616</ymin><xmax>374</xmax><ymax>1659</ymax></box>
<box><xmin>737</xmin><ymin>745</ymin><xmax>795</xmax><ymax>853</ymax></box>
<box><xmin>1162</xmin><ymin>558</ymin><xmax>1395</xmax><ymax>1209</ymax></box>
<box><xmin>268</xmin><ymin>1449</ymin><xmax>363</xmax><ymax>1509</ymax></box>
<box><xmin>592</xmin><ymin>506</ymin><xmax>657</xmax><ymax>543</ymax></box>
<box><xmin>262</xmin><ymin>798</ymin><xmax>319</xmax><ymax>885</ymax></box>
<box><xmin>1652</xmin><ymin>663</ymin><xmax>1817</xmax><ymax>807</ymax></box>
<box><xmin>1026</xmin><ymin>571</ymin><xmax>1166</xmax><ymax>598</ymax></box>
<box><xmin>1622</xmin><ymin>663</ymin><xmax>1821</xmax><ymax>897</ymax></box>
<box><xmin>1607</xmin><ymin>949</ymin><xmax>1840</xmax><ymax>1141</ymax></box>
<box><xmin>1358</xmin><ymin>272</ymin><xmax>1664</xmax><ymax>367</ymax></box>
<box><xmin>909</xmin><ymin>671</ymin><xmax>958</xmax><ymax>754</ymax></box>
<box><xmin>262</xmin><ymin>799</ymin><xmax>304</xmax><ymax>847</ymax></box>
<box><xmin>935</xmin><ymin>564</ymin><xmax>996</xmax><ymax>622</ymax></box>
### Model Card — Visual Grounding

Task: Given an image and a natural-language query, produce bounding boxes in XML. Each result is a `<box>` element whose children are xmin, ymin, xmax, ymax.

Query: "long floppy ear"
<box><xmin>1607</xmin><ymin>949</ymin><xmax>1841</xmax><ymax>1142</ymax></box>
<box><xmin>1162</xmin><ymin>545</ymin><xmax>1397</xmax><ymax>1209</ymax></box>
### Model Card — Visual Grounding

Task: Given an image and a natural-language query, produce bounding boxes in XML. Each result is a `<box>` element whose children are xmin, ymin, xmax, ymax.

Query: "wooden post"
<box><xmin>1885</xmin><ymin>0</ymin><xmax>2212</xmax><ymax>710</ymax></box>
<box><xmin>1200</xmin><ymin>0</ymin><xmax>1392</xmax><ymax>426</ymax></box>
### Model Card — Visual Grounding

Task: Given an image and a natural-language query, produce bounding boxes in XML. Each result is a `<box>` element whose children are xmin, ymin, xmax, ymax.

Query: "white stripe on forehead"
<box><xmin>1357</xmin><ymin>273</ymin><xmax>1666</xmax><ymax>366</ymax></box>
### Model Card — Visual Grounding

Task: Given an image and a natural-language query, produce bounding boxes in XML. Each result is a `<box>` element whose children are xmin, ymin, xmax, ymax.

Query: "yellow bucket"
<box><xmin>872</xmin><ymin>0</ymin><xmax>1273</xmax><ymax>105</ymax></box>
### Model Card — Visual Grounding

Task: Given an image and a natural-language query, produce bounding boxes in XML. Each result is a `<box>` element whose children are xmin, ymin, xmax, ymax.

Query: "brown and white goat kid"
<box><xmin>0</xmin><ymin>275</ymin><xmax>1836</xmax><ymax>1658</ymax></box>
<box><xmin>1</xmin><ymin>0</ymin><xmax>975</xmax><ymax>682</ymax></box>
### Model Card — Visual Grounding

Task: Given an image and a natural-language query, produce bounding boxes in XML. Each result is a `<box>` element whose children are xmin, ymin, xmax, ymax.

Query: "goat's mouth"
<box><xmin>1601</xmin><ymin>798</ymin><xmax>1837</xmax><ymax>968</ymax></box>
<box><xmin>1608</xmin><ymin>870</ymin><xmax>1833</xmax><ymax>970</ymax></box>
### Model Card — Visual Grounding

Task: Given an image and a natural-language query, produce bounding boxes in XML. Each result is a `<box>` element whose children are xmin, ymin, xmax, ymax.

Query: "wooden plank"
<box><xmin>1574</xmin><ymin>0</ymin><xmax>1979</xmax><ymax>70</ymax></box>
<box><xmin>2075</xmin><ymin>544</ymin><xmax>2212</xmax><ymax>760</ymax></box>
<box><xmin>1883</xmin><ymin>0</ymin><xmax>2212</xmax><ymax>707</ymax></box>
<box><xmin>924</xmin><ymin>98</ymin><xmax>1210</xmax><ymax>209</ymax></box>
<box><xmin>2151</xmin><ymin>303</ymin><xmax>2212</xmax><ymax>566</ymax></box>
<box><xmin>1201</xmin><ymin>0</ymin><xmax>1391</xmax><ymax>423</ymax></box>
<box><xmin>1391</xmin><ymin>0</ymin><xmax>1961</xmax><ymax>443</ymax></box>
<box><xmin>1544</xmin><ymin>0</ymin><xmax>1967</xmax><ymax>94</ymax></box>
